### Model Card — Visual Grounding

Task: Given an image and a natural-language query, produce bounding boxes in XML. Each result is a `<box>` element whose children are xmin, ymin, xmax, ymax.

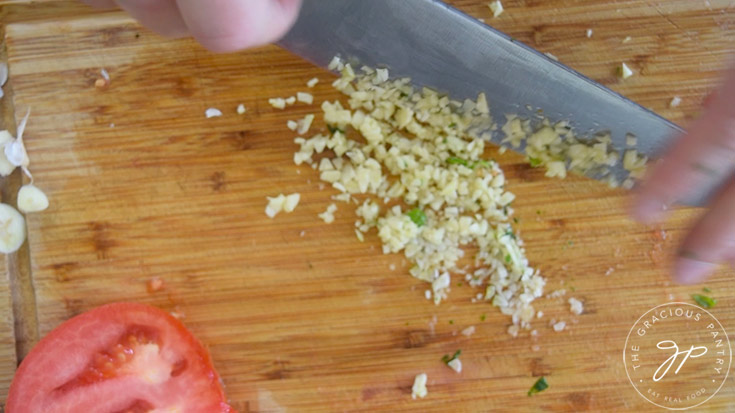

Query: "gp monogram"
<box><xmin>624</xmin><ymin>303</ymin><xmax>732</xmax><ymax>410</ymax></box>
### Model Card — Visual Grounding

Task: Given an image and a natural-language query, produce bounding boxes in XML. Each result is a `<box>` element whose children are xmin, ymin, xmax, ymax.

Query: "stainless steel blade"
<box><xmin>278</xmin><ymin>0</ymin><xmax>712</xmax><ymax>206</ymax></box>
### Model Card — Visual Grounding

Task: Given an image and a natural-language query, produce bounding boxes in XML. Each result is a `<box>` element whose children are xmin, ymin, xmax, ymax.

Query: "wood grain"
<box><xmin>1</xmin><ymin>0</ymin><xmax>735</xmax><ymax>411</ymax></box>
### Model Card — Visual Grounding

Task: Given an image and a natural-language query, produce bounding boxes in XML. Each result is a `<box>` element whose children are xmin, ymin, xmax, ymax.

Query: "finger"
<box><xmin>673</xmin><ymin>179</ymin><xmax>735</xmax><ymax>284</ymax></box>
<box><xmin>175</xmin><ymin>0</ymin><xmax>302</xmax><ymax>52</ymax></box>
<box><xmin>116</xmin><ymin>0</ymin><xmax>188</xmax><ymax>38</ymax></box>
<box><xmin>80</xmin><ymin>0</ymin><xmax>118</xmax><ymax>9</ymax></box>
<box><xmin>632</xmin><ymin>67</ymin><xmax>735</xmax><ymax>223</ymax></box>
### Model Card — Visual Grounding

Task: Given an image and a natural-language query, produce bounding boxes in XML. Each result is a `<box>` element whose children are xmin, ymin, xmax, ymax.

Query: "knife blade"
<box><xmin>278</xmin><ymin>0</ymin><xmax>714</xmax><ymax>206</ymax></box>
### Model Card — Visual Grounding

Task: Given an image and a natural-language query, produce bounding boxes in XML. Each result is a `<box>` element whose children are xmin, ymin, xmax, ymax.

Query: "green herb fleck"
<box><xmin>693</xmin><ymin>294</ymin><xmax>716</xmax><ymax>309</ymax></box>
<box><xmin>528</xmin><ymin>377</ymin><xmax>549</xmax><ymax>396</ymax></box>
<box><xmin>457</xmin><ymin>282</ymin><xmax>463</xmax><ymax>287</ymax></box>
<box><xmin>407</xmin><ymin>208</ymin><xmax>427</xmax><ymax>227</ymax></box>
<box><xmin>447</xmin><ymin>157</ymin><xmax>470</xmax><ymax>167</ymax></box>
<box><xmin>327</xmin><ymin>125</ymin><xmax>344</xmax><ymax>134</ymax></box>
<box><xmin>703</xmin><ymin>287</ymin><xmax>712</xmax><ymax>293</ymax></box>
<box><xmin>473</xmin><ymin>160</ymin><xmax>493</xmax><ymax>169</ymax></box>
<box><xmin>505</xmin><ymin>254</ymin><xmax>512</xmax><ymax>263</ymax></box>
<box><xmin>513</xmin><ymin>217</ymin><xmax>520</xmax><ymax>224</ymax></box>
<box><xmin>480</xmin><ymin>313</ymin><xmax>487</xmax><ymax>321</ymax></box>
<box><xmin>448</xmin><ymin>320</ymin><xmax>454</xmax><ymax>325</ymax></box>
<box><xmin>446</xmin><ymin>157</ymin><xmax>492</xmax><ymax>169</ymax></box>
<box><xmin>505</xmin><ymin>230</ymin><xmax>516</xmax><ymax>240</ymax></box>
<box><xmin>570</xmin><ymin>286</ymin><xmax>576</xmax><ymax>292</ymax></box>
<box><xmin>399</xmin><ymin>91</ymin><xmax>409</xmax><ymax>98</ymax></box>
<box><xmin>536</xmin><ymin>210</ymin><xmax>542</xmax><ymax>215</ymax></box>
<box><xmin>448</xmin><ymin>122</ymin><xmax>457</xmax><ymax>128</ymax></box>
<box><xmin>528</xmin><ymin>157</ymin><xmax>542</xmax><ymax>168</ymax></box>
<box><xmin>568</xmin><ymin>241</ymin><xmax>574</xmax><ymax>246</ymax></box>
<box><xmin>441</xmin><ymin>350</ymin><xmax>461</xmax><ymax>364</ymax></box>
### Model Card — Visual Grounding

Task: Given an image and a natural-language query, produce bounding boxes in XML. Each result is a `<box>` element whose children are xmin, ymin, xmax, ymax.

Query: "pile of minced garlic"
<box><xmin>501</xmin><ymin>115</ymin><xmax>647</xmax><ymax>189</ymax></box>
<box><xmin>290</xmin><ymin>58</ymin><xmax>545</xmax><ymax>332</ymax></box>
<box><xmin>276</xmin><ymin>57</ymin><xmax>640</xmax><ymax>334</ymax></box>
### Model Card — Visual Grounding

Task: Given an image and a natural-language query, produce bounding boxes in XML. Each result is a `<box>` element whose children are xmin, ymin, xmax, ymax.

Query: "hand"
<box><xmin>82</xmin><ymin>0</ymin><xmax>302</xmax><ymax>52</ymax></box>
<box><xmin>632</xmin><ymin>65</ymin><xmax>735</xmax><ymax>284</ymax></box>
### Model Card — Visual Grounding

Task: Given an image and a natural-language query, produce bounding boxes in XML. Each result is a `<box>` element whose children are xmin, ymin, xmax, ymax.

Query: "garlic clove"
<box><xmin>0</xmin><ymin>152</ymin><xmax>16</xmax><ymax>177</ymax></box>
<box><xmin>0</xmin><ymin>130</ymin><xmax>14</xmax><ymax>145</ymax></box>
<box><xmin>0</xmin><ymin>204</ymin><xmax>26</xmax><ymax>253</ymax></box>
<box><xmin>17</xmin><ymin>184</ymin><xmax>49</xmax><ymax>213</ymax></box>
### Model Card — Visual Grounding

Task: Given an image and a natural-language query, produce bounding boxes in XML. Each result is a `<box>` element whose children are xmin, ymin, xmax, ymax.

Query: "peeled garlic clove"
<box><xmin>0</xmin><ymin>130</ymin><xmax>17</xmax><ymax>175</ymax></box>
<box><xmin>0</xmin><ymin>130</ymin><xmax>13</xmax><ymax>146</ymax></box>
<box><xmin>0</xmin><ymin>204</ymin><xmax>26</xmax><ymax>253</ymax></box>
<box><xmin>0</xmin><ymin>152</ymin><xmax>16</xmax><ymax>177</ymax></box>
<box><xmin>17</xmin><ymin>184</ymin><xmax>48</xmax><ymax>213</ymax></box>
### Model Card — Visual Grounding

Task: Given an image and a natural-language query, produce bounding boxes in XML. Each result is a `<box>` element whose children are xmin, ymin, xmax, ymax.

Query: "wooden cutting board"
<box><xmin>1</xmin><ymin>0</ymin><xmax>735</xmax><ymax>411</ymax></box>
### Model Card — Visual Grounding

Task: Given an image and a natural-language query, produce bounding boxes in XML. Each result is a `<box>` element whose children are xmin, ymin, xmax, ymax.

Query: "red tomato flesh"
<box><xmin>6</xmin><ymin>302</ymin><xmax>235</xmax><ymax>413</ymax></box>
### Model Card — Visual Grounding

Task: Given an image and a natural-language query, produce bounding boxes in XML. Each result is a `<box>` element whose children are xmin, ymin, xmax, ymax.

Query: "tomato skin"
<box><xmin>6</xmin><ymin>302</ymin><xmax>235</xmax><ymax>413</ymax></box>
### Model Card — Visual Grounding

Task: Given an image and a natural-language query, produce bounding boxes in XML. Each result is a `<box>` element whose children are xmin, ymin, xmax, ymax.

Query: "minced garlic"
<box><xmin>553</xmin><ymin>321</ymin><xmax>566</xmax><ymax>332</ymax></box>
<box><xmin>297</xmin><ymin>92</ymin><xmax>314</xmax><ymax>105</ymax></box>
<box><xmin>265</xmin><ymin>193</ymin><xmax>300</xmax><ymax>218</ymax></box>
<box><xmin>318</xmin><ymin>203</ymin><xmax>337</xmax><ymax>224</ymax></box>
<box><xmin>619</xmin><ymin>63</ymin><xmax>634</xmax><ymax>79</ymax></box>
<box><xmin>568</xmin><ymin>297</ymin><xmax>583</xmax><ymax>315</ymax></box>
<box><xmin>411</xmin><ymin>373</ymin><xmax>428</xmax><ymax>399</ymax></box>
<box><xmin>489</xmin><ymin>0</ymin><xmax>504</xmax><ymax>17</ymax></box>
<box><xmin>447</xmin><ymin>358</ymin><xmax>462</xmax><ymax>373</ymax></box>
<box><xmin>290</xmin><ymin>59</ymin><xmax>545</xmax><ymax>331</ymax></box>
<box><xmin>205</xmin><ymin>108</ymin><xmax>222</xmax><ymax>118</ymax></box>
<box><xmin>269</xmin><ymin>98</ymin><xmax>287</xmax><ymax>109</ymax></box>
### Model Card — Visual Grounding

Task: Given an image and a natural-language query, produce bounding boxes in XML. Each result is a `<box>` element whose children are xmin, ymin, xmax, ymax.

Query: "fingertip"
<box><xmin>673</xmin><ymin>257</ymin><xmax>716</xmax><ymax>285</ymax></box>
<box><xmin>179</xmin><ymin>0</ymin><xmax>302</xmax><ymax>53</ymax></box>
<box><xmin>629</xmin><ymin>192</ymin><xmax>667</xmax><ymax>224</ymax></box>
<box><xmin>195</xmin><ymin>35</ymin><xmax>255</xmax><ymax>54</ymax></box>
<box><xmin>117</xmin><ymin>0</ymin><xmax>189</xmax><ymax>38</ymax></box>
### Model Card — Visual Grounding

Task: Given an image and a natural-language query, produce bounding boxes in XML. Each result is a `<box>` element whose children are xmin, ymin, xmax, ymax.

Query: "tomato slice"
<box><xmin>6</xmin><ymin>302</ymin><xmax>235</xmax><ymax>413</ymax></box>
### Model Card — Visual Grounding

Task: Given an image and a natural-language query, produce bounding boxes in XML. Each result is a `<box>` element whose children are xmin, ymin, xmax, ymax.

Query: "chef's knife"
<box><xmin>278</xmin><ymin>0</ymin><xmax>714</xmax><ymax>206</ymax></box>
